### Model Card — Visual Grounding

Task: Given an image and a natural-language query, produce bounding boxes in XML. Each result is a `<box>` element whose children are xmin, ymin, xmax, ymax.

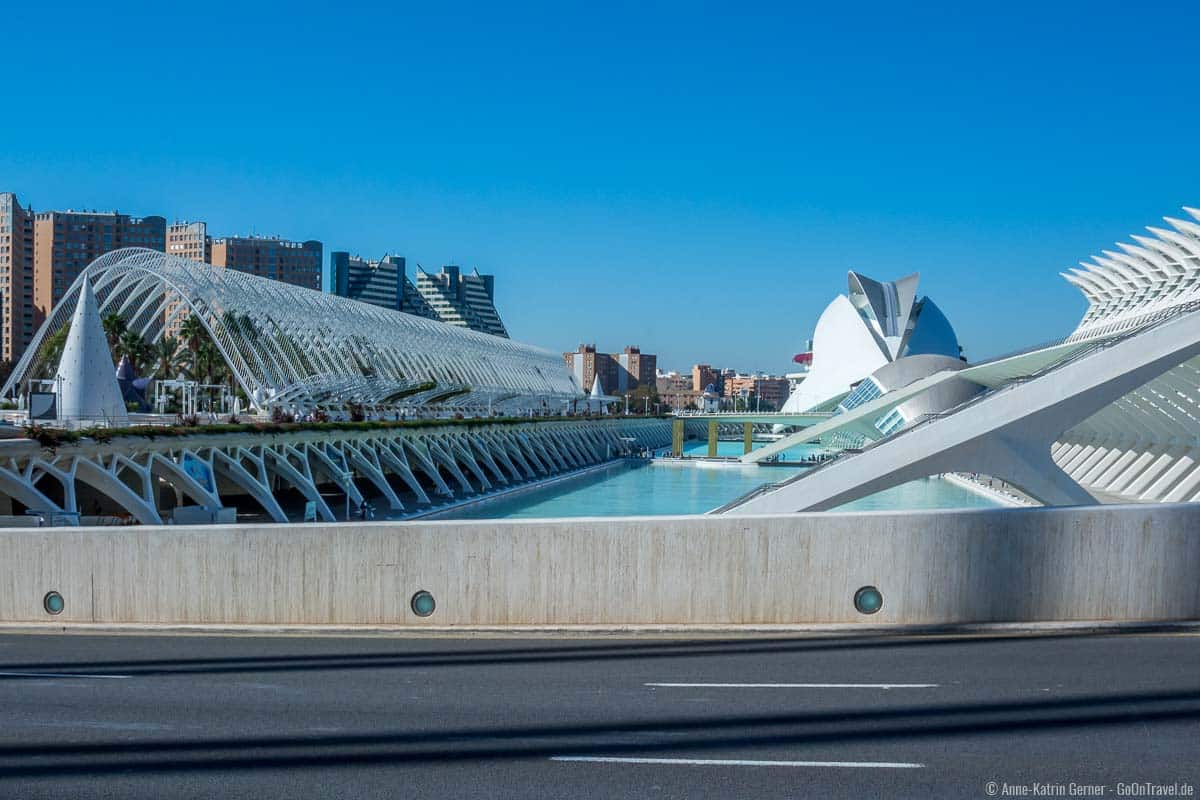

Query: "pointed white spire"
<box><xmin>56</xmin><ymin>279</ymin><xmax>128</xmax><ymax>426</ymax></box>
<box><xmin>590</xmin><ymin>374</ymin><xmax>604</xmax><ymax>398</ymax></box>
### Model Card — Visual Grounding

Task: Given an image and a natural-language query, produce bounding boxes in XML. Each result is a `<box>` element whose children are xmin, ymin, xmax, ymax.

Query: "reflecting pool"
<box><xmin>445</xmin><ymin>454</ymin><xmax>999</xmax><ymax>520</ymax></box>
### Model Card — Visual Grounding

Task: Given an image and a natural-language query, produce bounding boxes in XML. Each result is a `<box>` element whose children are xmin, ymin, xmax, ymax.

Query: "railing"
<box><xmin>672</xmin><ymin>409</ymin><xmax>834</xmax><ymax>418</ymax></box>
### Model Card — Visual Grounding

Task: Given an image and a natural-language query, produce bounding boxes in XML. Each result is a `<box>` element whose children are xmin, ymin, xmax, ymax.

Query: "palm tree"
<box><xmin>36</xmin><ymin>323</ymin><xmax>70</xmax><ymax>378</ymax></box>
<box><xmin>117</xmin><ymin>330</ymin><xmax>153</xmax><ymax>375</ymax></box>
<box><xmin>190</xmin><ymin>339</ymin><xmax>227</xmax><ymax>386</ymax></box>
<box><xmin>153</xmin><ymin>336</ymin><xmax>182</xmax><ymax>380</ymax></box>
<box><xmin>102</xmin><ymin>313</ymin><xmax>127</xmax><ymax>362</ymax></box>
<box><xmin>178</xmin><ymin>315</ymin><xmax>206</xmax><ymax>377</ymax></box>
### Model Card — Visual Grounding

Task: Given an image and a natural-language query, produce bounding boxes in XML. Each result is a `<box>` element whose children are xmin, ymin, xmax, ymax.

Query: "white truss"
<box><xmin>2</xmin><ymin>248</ymin><xmax>581</xmax><ymax>413</ymax></box>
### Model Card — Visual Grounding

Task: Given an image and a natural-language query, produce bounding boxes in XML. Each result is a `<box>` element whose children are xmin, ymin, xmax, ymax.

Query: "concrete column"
<box><xmin>744</xmin><ymin>422</ymin><xmax>753</xmax><ymax>455</ymax></box>
<box><xmin>707</xmin><ymin>421</ymin><xmax>718</xmax><ymax>458</ymax></box>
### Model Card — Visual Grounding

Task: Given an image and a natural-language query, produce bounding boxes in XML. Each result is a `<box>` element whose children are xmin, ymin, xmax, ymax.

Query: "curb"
<box><xmin>0</xmin><ymin>620</ymin><xmax>1197</xmax><ymax>639</ymax></box>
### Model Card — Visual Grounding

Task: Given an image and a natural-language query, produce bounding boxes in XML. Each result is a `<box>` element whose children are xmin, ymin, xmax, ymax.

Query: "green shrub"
<box><xmin>20</xmin><ymin>412</ymin><xmax>672</xmax><ymax>448</ymax></box>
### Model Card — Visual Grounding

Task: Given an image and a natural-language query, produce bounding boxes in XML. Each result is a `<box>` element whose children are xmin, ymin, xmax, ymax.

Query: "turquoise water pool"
<box><xmin>446</xmin><ymin>456</ymin><xmax>999</xmax><ymax>520</ymax></box>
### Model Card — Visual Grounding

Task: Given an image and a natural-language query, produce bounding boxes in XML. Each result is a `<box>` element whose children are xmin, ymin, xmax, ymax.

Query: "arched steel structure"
<box><xmin>2</xmin><ymin>248</ymin><xmax>581</xmax><ymax>413</ymax></box>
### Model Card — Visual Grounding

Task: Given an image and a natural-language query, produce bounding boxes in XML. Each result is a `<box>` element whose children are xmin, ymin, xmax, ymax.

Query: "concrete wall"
<box><xmin>2</xmin><ymin>503</ymin><xmax>1198</xmax><ymax>627</ymax></box>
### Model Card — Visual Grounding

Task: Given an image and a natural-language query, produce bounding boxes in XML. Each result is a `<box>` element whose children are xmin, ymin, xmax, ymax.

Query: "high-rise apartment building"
<box><xmin>564</xmin><ymin>344</ymin><xmax>611</xmax><ymax>396</ymax></box>
<box><xmin>330</xmin><ymin>252</ymin><xmax>440</xmax><ymax>320</ymax></box>
<box><xmin>563</xmin><ymin>344</ymin><xmax>657</xmax><ymax>395</ymax></box>
<box><xmin>33</xmin><ymin>209</ymin><xmax>165</xmax><ymax>325</ymax></box>
<box><xmin>414</xmin><ymin>266</ymin><xmax>508</xmax><ymax>338</ymax></box>
<box><xmin>614</xmin><ymin>346</ymin><xmax>655</xmax><ymax>393</ymax></box>
<box><xmin>210</xmin><ymin>236</ymin><xmax>322</xmax><ymax>291</ymax></box>
<box><xmin>0</xmin><ymin>193</ymin><xmax>35</xmax><ymax>363</ymax></box>
<box><xmin>166</xmin><ymin>221</ymin><xmax>211</xmax><ymax>263</ymax></box>
<box><xmin>332</xmin><ymin>252</ymin><xmax>403</xmax><ymax>310</ymax></box>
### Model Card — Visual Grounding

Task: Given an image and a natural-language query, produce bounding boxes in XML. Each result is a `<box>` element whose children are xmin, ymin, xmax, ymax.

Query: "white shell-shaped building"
<box><xmin>2</xmin><ymin>248</ymin><xmax>582</xmax><ymax>414</ymax></box>
<box><xmin>781</xmin><ymin>271</ymin><xmax>962</xmax><ymax>413</ymax></box>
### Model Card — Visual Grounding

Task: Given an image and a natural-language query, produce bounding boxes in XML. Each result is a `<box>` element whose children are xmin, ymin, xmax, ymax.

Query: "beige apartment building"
<box><xmin>33</xmin><ymin>209</ymin><xmax>165</xmax><ymax>327</ymax></box>
<box><xmin>564</xmin><ymin>344</ymin><xmax>657</xmax><ymax>395</ymax></box>
<box><xmin>723</xmin><ymin>373</ymin><xmax>791</xmax><ymax>410</ymax></box>
<box><xmin>210</xmin><ymin>236</ymin><xmax>323</xmax><ymax>291</ymax></box>
<box><xmin>656</xmin><ymin>371</ymin><xmax>700</xmax><ymax>410</ymax></box>
<box><xmin>692</xmin><ymin>363</ymin><xmax>719</xmax><ymax>392</ymax></box>
<box><xmin>0</xmin><ymin>191</ymin><xmax>330</xmax><ymax>362</ymax></box>
<box><xmin>0</xmin><ymin>193</ymin><xmax>35</xmax><ymax>363</ymax></box>
<box><xmin>166</xmin><ymin>221</ymin><xmax>211</xmax><ymax>263</ymax></box>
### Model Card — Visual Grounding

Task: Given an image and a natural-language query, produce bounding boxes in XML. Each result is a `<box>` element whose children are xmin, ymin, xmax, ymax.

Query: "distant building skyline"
<box><xmin>332</xmin><ymin>253</ymin><xmax>407</xmax><ymax>312</ymax></box>
<box><xmin>166</xmin><ymin>221</ymin><xmax>211</xmax><ymax>263</ymax></box>
<box><xmin>564</xmin><ymin>344</ymin><xmax>656</xmax><ymax>396</ymax></box>
<box><xmin>211</xmin><ymin>235</ymin><xmax>323</xmax><ymax>292</ymax></box>
<box><xmin>33</xmin><ymin>207</ymin><xmax>166</xmax><ymax>333</ymax></box>
<box><xmin>331</xmin><ymin>253</ymin><xmax>510</xmax><ymax>337</ymax></box>
<box><xmin>414</xmin><ymin>265</ymin><xmax>509</xmax><ymax>338</ymax></box>
<box><xmin>0</xmin><ymin>191</ymin><xmax>342</xmax><ymax>361</ymax></box>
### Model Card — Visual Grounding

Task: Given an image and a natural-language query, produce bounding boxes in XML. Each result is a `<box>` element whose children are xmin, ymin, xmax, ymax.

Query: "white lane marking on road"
<box><xmin>552</xmin><ymin>756</ymin><xmax>924</xmax><ymax>769</ymax></box>
<box><xmin>645</xmin><ymin>683</ymin><xmax>938</xmax><ymax>689</ymax></box>
<box><xmin>0</xmin><ymin>671</ymin><xmax>130</xmax><ymax>679</ymax></box>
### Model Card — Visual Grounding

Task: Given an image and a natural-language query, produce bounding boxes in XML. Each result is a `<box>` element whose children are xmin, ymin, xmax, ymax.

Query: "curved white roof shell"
<box><xmin>2</xmin><ymin>248</ymin><xmax>581</xmax><ymax>413</ymax></box>
<box><xmin>1066</xmin><ymin>207</ymin><xmax>1200</xmax><ymax>340</ymax></box>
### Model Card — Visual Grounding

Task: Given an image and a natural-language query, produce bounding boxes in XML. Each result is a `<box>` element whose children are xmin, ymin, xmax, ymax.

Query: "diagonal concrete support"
<box><xmin>376</xmin><ymin>441</ymin><xmax>431</xmax><ymax>505</ymax></box>
<box><xmin>343</xmin><ymin>442</ymin><xmax>404</xmax><ymax>511</ymax></box>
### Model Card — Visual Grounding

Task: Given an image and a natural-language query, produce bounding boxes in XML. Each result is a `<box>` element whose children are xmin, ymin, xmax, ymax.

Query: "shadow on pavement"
<box><xmin>0</xmin><ymin>627</ymin><xmax>1184</xmax><ymax>678</ymax></box>
<box><xmin>0</xmin><ymin>686</ymin><xmax>1197</xmax><ymax>778</ymax></box>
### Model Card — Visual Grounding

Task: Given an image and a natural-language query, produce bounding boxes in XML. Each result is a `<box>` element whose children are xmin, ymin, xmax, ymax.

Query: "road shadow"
<box><xmin>0</xmin><ymin>686</ymin><xmax>1197</xmax><ymax>778</ymax></box>
<box><xmin>0</xmin><ymin>626</ymin><xmax>1186</xmax><ymax>678</ymax></box>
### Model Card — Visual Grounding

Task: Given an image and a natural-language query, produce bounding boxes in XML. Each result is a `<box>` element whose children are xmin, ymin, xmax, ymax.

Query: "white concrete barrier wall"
<box><xmin>2</xmin><ymin>503</ymin><xmax>1198</xmax><ymax>626</ymax></box>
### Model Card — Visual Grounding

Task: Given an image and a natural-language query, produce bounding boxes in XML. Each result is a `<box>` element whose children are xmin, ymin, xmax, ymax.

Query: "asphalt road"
<box><xmin>0</xmin><ymin>631</ymin><xmax>1197</xmax><ymax>799</ymax></box>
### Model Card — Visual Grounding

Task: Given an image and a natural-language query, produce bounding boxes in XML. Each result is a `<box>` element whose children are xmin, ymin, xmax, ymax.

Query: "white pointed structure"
<box><xmin>56</xmin><ymin>278</ymin><xmax>128</xmax><ymax>426</ymax></box>
<box><xmin>587</xmin><ymin>374</ymin><xmax>620</xmax><ymax>414</ymax></box>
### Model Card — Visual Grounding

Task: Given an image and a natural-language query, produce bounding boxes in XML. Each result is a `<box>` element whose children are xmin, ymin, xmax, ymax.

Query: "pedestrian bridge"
<box><xmin>673</xmin><ymin>411</ymin><xmax>833</xmax><ymax>426</ymax></box>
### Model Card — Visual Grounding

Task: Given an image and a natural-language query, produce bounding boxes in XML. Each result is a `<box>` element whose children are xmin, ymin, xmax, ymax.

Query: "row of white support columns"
<box><xmin>0</xmin><ymin>419</ymin><xmax>673</xmax><ymax>525</ymax></box>
<box><xmin>1051</xmin><ymin>356</ymin><xmax>1200</xmax><ymax>503</ymax></box>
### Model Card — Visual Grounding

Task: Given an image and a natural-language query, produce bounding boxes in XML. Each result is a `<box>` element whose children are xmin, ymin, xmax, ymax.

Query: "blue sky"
<box><xmin>3</xmin><ymin>0</ymin><xmax>1199</xmax><ymax>371</ymax></box>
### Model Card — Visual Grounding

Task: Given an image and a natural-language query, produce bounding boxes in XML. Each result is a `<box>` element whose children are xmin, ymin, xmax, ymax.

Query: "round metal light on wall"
<box><xmin>410</xmin><ymin>590</ymin><xmax>436</xmax><ymax>617</ymax></box>
<box><xmin>854</xmin><ymin>586</ymin><xmax>883</xmax><ymax>615</ymax></box>
<box><xmin>43</xmin><ymin>591</ymin><xmax>65</xmax><ymax>615</ymax></box>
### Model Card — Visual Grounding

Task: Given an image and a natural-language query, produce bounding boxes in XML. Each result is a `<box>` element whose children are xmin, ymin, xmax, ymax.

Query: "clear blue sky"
<box><xmin>3</xmin><ymin>0</ymin><xmax>1199</xmax><ymax>372</ymax></box>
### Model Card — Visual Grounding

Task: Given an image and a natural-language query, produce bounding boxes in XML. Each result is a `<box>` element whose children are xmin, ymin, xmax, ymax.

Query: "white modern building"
<box><xmin>780</xmin><ymin>271</ymin><xmax>964</xmax><ymax>415</ymax></box>
<box><xmin>726</xmin><ymin>207</ymin><xmax>1200</xmax><ymax>512</ymax></box>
